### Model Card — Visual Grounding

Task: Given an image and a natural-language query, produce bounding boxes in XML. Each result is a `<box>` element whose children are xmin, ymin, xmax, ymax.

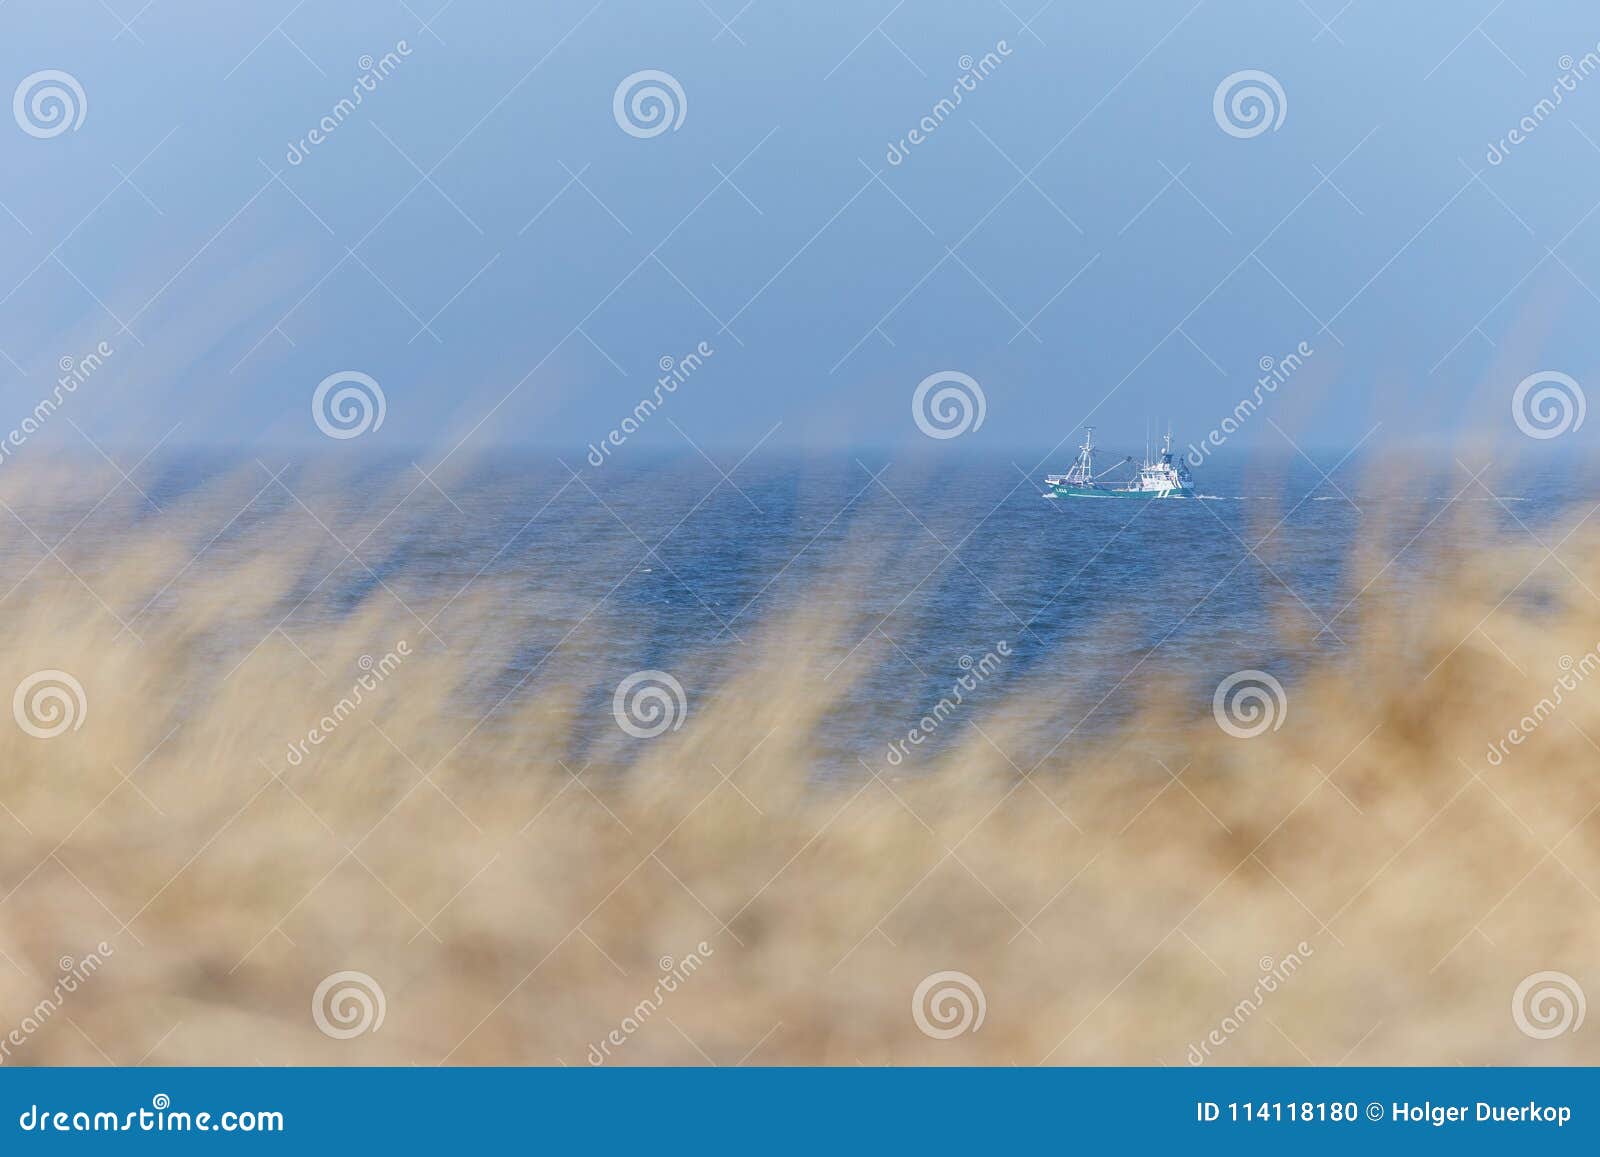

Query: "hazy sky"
<box><xmin>2</xmin><ymin>0</ymin><xmax>1599</xmax><ymax>461</ymax></box>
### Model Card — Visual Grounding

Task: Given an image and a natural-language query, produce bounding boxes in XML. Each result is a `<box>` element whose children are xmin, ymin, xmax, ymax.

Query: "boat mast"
<box><xmin>1065</xmin><ymin>427</ymin><xmax>1095</xmax><ymax>485</ymax></box>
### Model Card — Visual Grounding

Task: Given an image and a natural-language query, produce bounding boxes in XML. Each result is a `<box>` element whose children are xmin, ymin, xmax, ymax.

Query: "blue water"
<box><xmin>9</xmin><ymin>448</ymin><xmax>1588</xmax><ymax>776</ymax></box>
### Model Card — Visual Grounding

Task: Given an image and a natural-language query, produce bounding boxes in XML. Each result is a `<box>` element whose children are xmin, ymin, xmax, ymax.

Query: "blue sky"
<box><xmin>2</xmin><ymin>0</ymin><xmax>1599</xmax><ymax>460</ymax></box>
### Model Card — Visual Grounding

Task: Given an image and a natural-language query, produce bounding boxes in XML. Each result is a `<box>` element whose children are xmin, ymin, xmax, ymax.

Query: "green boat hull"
<box><xmin>1051</xmin><ymin>484</ymin><xmax>1193</xmax><ymax>499</ymax></box>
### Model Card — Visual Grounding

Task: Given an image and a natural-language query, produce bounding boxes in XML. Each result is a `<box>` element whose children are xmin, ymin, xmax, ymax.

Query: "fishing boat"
<box><xmin>1045</xmin><ymin>428</ymin><xmax>1194</xmax><ymax>499</ymax></box>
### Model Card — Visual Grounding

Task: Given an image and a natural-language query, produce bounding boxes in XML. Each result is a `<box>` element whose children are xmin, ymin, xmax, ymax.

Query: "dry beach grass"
<box><xmin>0</xmin><ymin>460</ymin><xmax>1597</xmax><ymax>1066</ymax></box>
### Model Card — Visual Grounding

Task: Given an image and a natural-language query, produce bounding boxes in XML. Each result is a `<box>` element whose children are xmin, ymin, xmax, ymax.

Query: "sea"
<box><xmin>4</xmin><ymin>446</ymin><xmax>1587</xmax><ymax>777</ymax></box>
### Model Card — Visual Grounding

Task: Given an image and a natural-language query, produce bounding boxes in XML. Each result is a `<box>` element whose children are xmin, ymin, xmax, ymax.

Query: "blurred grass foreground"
<box><xmin>0</xmin><ymin>458</ymin><xmax>1596</xmax><ymax>1066</ymax></box>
